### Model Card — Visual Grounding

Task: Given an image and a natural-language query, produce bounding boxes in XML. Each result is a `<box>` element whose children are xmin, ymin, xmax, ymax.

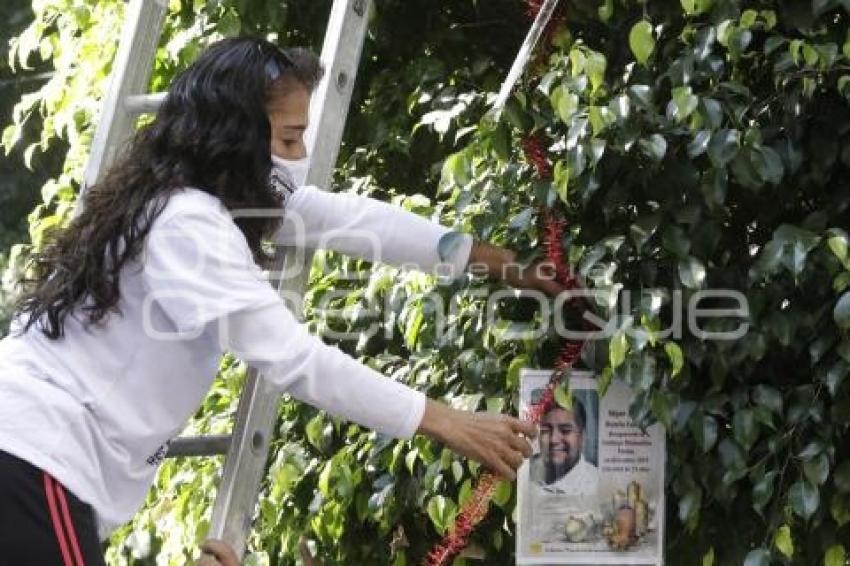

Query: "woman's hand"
<box><xmin>467</xmin><ymin>242</ymin><xmax>568</xmax><ymax>297</ymax></box>
<box><xmin>197</xmin><ymin>540</ymin><xmax>240</xmax><ymax>566</ymax></box>
<box><xmin>417</xmin><ymin>399</ymin><xmax>537</xmax><ymax>480</ymax></box>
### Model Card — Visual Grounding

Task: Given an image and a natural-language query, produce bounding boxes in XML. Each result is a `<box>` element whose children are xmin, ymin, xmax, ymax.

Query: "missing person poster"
<box><xmin>517</xmin><ymin>369</ymin><xmax>665</xmax><ymax>565</ymax></box>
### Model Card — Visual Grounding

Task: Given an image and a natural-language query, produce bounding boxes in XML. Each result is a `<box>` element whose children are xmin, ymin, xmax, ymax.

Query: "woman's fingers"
<box><xmin>199</xmin><ymin>540</ymin><xmax>240</xmax><ymax>566</ymax></box>
<box><xmin>507</xmin><ymin>429</ymin><xmax>534</xmax><ymax>458</ymax></box>
<box><xmin>502</xmin><ymin>445</ymin><xmax>525</xmax><ymax>470</ymax></box>
<box><xmin>488</xmin><ymin>453</ymin><xmax>517</xmax><ymax>480</ymax></box>
<box><xmin>506</xmin><ymin>416</ymin><xmax>538</xmax><ymax>439</ymax></box>
<box><xmin>484</xmin><ymin>419</ymin><xmax>533</xmax><ymax>479</ymax></box>
<box><xmin>437</xmin><ymin>408</ymin><xmax>538</xmax><ymax>481</ymax></box>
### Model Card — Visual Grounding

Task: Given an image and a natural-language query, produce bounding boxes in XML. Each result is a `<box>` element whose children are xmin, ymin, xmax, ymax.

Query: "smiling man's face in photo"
<box><xmin>540</xmin><ymin>407</ymin><xmax>584</xmax><ymax>481</ymax></box>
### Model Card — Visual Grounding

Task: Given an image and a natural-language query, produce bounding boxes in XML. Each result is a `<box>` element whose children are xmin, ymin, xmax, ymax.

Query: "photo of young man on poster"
<box><xmin>537</xmin><ymin>398</ymin><xmax>599</xmax><ymax>496</ymax></box>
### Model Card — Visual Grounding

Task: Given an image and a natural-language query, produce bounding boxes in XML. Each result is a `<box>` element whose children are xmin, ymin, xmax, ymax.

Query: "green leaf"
<box><xmin>586</xmin><ymin>51</ymin><xmax>607</xmax><ymax>92</ymax></box>
<box><xmin>827</xmin><ymin>231</ymin><xmax>849</xmax><ymax>264</ymax></box>
<box><xmin>740</xmin><ymin>9</ymin><xmax>758</xmax><ymax>28</ymax></box>
<box><xmin>598</xmin><ymin>0</ymin><xmax>614</xmax><ymax>21</ymax></box>
<box><xmin>671</xmin><ymin>86</ymin><xmax>699</xmax><ymax>122</ymax></box>
<box><xmin>628</xmin><ymin>85</ymin><xmax>654</xmax><ymax>109</ymax></box>
<box><xmin>802</xmin><ymin>43</ymin><xmax>819</xmax><ymax>67</ymax></box>
<box><xmin>733</xmin><ymin>409</ymin><xmax>759</xmax><ymax>450</ymax></box>
<box><xmin>835</xmin><ymin>461</ymin><xmax>850</xmax><ymax>493</ymax></box>
<box><xmin>509</xmin><ymin>208</ymin><xmax>534</xmax><ymax>230</ymax></box>
<box><xmin>492</xmin><ymin>479</ymin><xmax>512</xmax><ymax>507</ymax></box>
<box><xmin>2</xmin><ymin>124</ymin><xmax>21</xmax><ymax>154</ymax></box>
<box><xmin>688</xmin><ymin>130</ymin><xmax>711</xmax><ymax>157</ymax></box>
<box><xmin>405</xmin><ymin>449</ymin><xmax>418</xmax><ymax>475</ymax></box>
<box><xmin>550</xmin><ymin>85</ymin><xmax>579</xmax><ymax>123</ymax></box>
<box><xmin>679</xmin><ymin>256</ymin><xmax>707</xmax><ymax>288</ymax></box>
<box><xmin>554</xmin><ymin>160</ymin><xmax>570</xmax><ymax>203</ymax></box>
<box><xmin>718</xmin><ymin>438</ymin><xmax>746</xmax><ymax>471</ymax></box>
<box><xmin>839</xmin><ymin>339</ymin><xmax>850</xmax><ymax>363</ymax></box>
<box><xmin>803</xmin><ymin>453</ymin><xmax>830</xmax><ymax>486</ymax></box>
<box><xmin>799</xmin><ymin>440</ymin><xmax>826</xmax><ymax>460</ymax></box>
<box><xmin>825</xmin><ymin>545</ymin><xmax>846</xmax><ymax>566</ymax></box>
<box><xmin>492</xmin><ymin>123</ymin><xmax>510</xmax><ymax>161</ymax></box>
<box><xmin>426</xmin><ymin>495</ymin><xmax>457</xmax><ymax>534</ymax></box>
<box><xmin>507</xmin><ymin>355</ymin><xmax>528</xmax><ymax>389</ymax></box>
<box><xmin>835</xmin><ymin>292</ymin><xmax>850</xmax><ymax>329</ymax></box>
<box><xmin>827</xmin><ymin>360</ymin><xmax>849</xmax><ymax>397</ymax></box>
<box><xmin>717</xmin><ymin>20</ymin><xmax>736</xmax><ymax>47</ymax></box>
<box><xmin>218</xmin><ymin>9</ymin><xmax>241</xmax><ymax>36</ymax></box>
<box><xmin>569</xmin><ymin>48</ymin><xmax>586</xmax><ymax>77</ymax></box>
<box><xmin>701</xmin><ymin>98</ymin><xmax>724</xmax><ymax>130</ymax></box>
<box><xmin>729</xmin><ymin>28</ymin><xmax>753</xmax><ymax>55</ymax></box>
<box><xmin>681</xmin><ymin>0</ymin><xmax>710</xmax><ymax>16</ymax></box>
<box><xmin>598</xmin><ymin>366</ymin><xmax>614</xmax><ymax>397</ymax></box>
<box><xmin>665</xmin><ymin>342</ymin><xmax>684</xmax><ymax>377</ymax></box>
<box><xmin>554</xmin><ymin>382</ymin><xmax>573</xmax><ymax>410</ymax></box>
<box><xmin>458</xmin><ymin>479</ymin><xmax>473</xmax><ymax>506</ymax></box>
<box><xmin>708</xmin><ymin>129</ymin><xmax>740</xmax><ymax>167</ymax></box>
<box><xmin>833</xmin><ymin>493</ymin><xmax>850</xmax><ymax>526</ymax></box>
<box><xmin>789</xmin><ymin>480</ymin><xmax>819</xmax><ymax>520</ymax></box>
<box><xmin>765</xmin><ymin>36</ymin><xmax>787</xmax><ymax>55</ymax></box>
<box><xmin>750</xmin><ymin>146</ymin><xmax>785</xmax><ymax>184</ymax></box>
<box><xmin>678</xmin><ymin>487</ymin><xmax>701</xmax><ymax>523</ymax></box>
<box><xmin>651</xmin><ymin>391</ymin><xmax>675</xmax><ymax>429</ymax></box>
<box><xmin>842</xmin><ymin>28</ymin><xmax>850</xmax><ymax>59</ymax></box>
<box><xmin>609</xmin><ymin>332</ymin><xmax>629</xmax><ymax>369</ymax></box>
<box><xmin>743</xmin><ymin>548</ymin><xmax>771</xmax><ymax>566</ymax></box>
<box><xmin>639</xmin><ymin>134</ymin><xmax>667</xmax><ymax>161</ymax></box>
<box><xmin>630</xmin><ymin>213</ymin><xmax>661</xmax><ymax>249</ymax></box>
<box><xmin>443</xmin><ymin>152</ymin><xmax>471</xmax><ymax>186</ymax></box>
<box><xmin>318</xmin><ymin>461</ymin><xmax>333</xmax><ymax>497</ymax></box>
<box><xmin>774</xmin><ymin>524</ymin><xmax>793</xmax><ymax>559</ymax></box>
<box><xmin>703</xmin><ymin>547</ymin><xmax>715</xmax><ymax>566</ymax></box>
<box><xmin>753</xmin><ymin>385</ymin><xmax>783</xmax><ymax>414</ymax></box>
<box><xmin>404</xmin><ymin>309</ymin><xmax>424</xmax><ymax>348</ymax></box>
<box><xmin>589</xmin><ymin>106</ymin><xmax>614</xmax><ymax>136</ymax></box>
<box><xmin>306</xmin><ymin>414</ymin><xmax>325</xmax><ymax>451</ymax></box>
<box><xmin>690</xmin><ymin>414</ymin><xmax>718</xmax><ymax>452</ymax></box>
<box><xmin>630</xmin><ymin>21</ymin><xmax>656</xmax><ymax>66</ymax></box>
<box><xmin>753</xmin><ymin>471</ymin><xmax>777</xmax><ymax>515</ymax></box>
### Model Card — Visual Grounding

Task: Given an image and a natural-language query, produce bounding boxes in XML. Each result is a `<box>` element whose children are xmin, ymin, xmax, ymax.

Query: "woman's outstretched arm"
<box><xmin>142</xmin><ymin>199</ymin><xmax>535</xmax><ymax>475</ymax></box>
<box><xmin>275</xmin><ymin>185</ymin><xmax>568</xmax><ymax>294</ymax></box>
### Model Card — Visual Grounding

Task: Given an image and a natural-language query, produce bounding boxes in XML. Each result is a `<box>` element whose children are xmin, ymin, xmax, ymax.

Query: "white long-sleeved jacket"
<box><xmin>0</xmin><ymin>185</ymin><xmax>472</xmax><ymax>538</ymax></box>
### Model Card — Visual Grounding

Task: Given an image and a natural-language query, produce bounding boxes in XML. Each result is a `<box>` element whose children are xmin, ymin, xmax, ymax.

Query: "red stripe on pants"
<box><xmin>54</xmin><ymin>478</ymin><xmax>86</xmax><ymax>566</ymax></box>
<box><xmin>43</xmin><ymin>473</ymin><xmax>75</xmax><ymax>566</ymax></box>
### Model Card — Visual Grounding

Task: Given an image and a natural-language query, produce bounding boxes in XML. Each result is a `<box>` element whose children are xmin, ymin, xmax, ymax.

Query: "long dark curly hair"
<box><xmin>14</xmin><ymin>38</ymin><xmax>322</xmax><ymax>339</ymax></box>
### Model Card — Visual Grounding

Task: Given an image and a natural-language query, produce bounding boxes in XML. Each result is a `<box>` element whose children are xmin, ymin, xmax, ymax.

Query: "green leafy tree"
<box><xmin>436</xmin><ymin>1</ymin><xmax>850</xmax><ymax>564</ymax></box>
<box><xmin>0</xmin><ymin>0</ymin><xmax>63</xmax><ymax>333</ymax></box>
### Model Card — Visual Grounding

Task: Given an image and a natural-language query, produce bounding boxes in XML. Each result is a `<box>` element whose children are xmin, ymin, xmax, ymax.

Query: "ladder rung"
<box><xmin>166</xmin><ymin>434</ymin><xmax>231</xmax><ymax>457</ymax></box>
<box><xmin>124</xmin><ymin>93</ymin><xmax>166</xmax><ymax>115</ymax></box>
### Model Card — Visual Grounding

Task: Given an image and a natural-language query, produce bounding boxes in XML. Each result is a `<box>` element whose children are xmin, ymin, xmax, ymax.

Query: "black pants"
<box><xmin>0</xmin><ymin>450</ymin><xmax>105</xmax><ymax>566</ymax></box>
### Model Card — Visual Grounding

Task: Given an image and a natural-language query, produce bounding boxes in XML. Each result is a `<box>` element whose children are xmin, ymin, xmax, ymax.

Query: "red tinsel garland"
<box><xmin>422</xmin><ymin>149</ymin><xmax>586</xmax><ymax>566</ymax></box>
<box><xmin>421</xmin><ymin>3</ymin><xmax>577</xmax><ymax>564</ymax></box>
<box><xmin>521</xmin><ymin>134</ymin><xmax>551</xmax><ymax>179</ymax></box>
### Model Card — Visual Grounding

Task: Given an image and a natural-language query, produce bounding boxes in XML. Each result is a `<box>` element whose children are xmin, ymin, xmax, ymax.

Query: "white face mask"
<box><xmin>271</xmin><ymin>154</ymin><xmax>309</xmax><ymax>188</ymax></box>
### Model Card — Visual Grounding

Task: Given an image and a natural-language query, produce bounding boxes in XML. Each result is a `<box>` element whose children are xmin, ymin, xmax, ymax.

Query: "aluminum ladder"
<box><xmin>82</xmin><ymin>0</ymin><xmax>372</xmax><ymax>558</ymax></box>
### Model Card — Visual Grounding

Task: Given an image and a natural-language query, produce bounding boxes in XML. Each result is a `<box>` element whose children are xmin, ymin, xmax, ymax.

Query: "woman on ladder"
<box><xmin>0</xmin><ymin>38</ymin><xmax>564</xmax><ymax>565</ymax></box>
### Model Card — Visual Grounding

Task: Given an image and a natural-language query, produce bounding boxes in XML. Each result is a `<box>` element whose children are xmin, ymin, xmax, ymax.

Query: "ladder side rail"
<box><xmin>81</xmin><ymin>0</ymin><xmax>167</xmax><ymax>195</ymax></box>
<box><xmin>206</xmin><ymin>0</ymin><xmax>373</xmax><ymax>557</ymax></box>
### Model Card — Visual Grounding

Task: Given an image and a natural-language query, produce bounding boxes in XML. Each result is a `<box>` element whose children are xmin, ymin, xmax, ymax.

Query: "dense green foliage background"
<box><xmin>0</xmin><ymin>0</ymin><xmax>61</xmax><ymax>332</ymax></box>
<box><xmin>3</xmin><ymin>1</ymin><xmax>850</xmax><ymax>565</ymax></box>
